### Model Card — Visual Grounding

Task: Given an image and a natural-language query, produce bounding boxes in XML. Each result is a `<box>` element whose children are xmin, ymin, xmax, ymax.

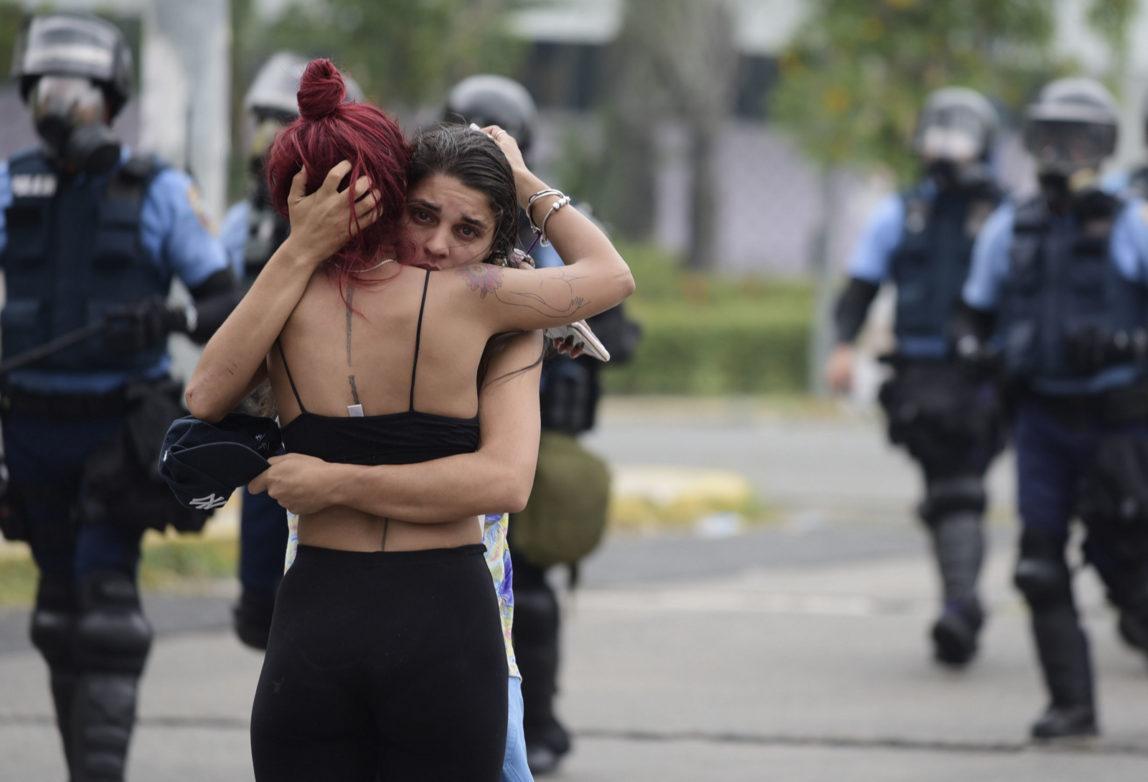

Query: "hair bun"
<box><xmin>297</xmin><ymin>58</ymin><xmax>346</xmax><ymax>121</ymax></box>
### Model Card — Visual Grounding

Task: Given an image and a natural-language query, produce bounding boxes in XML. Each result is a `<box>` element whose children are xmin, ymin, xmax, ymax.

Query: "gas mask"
<box><xmin>1025</xmin><ymin>118</ymin><xmax>1115</xmax><ymax>204</ymax></box>
<box><xmin>30</xmin><ymin>75</ymin><xmax>120</xmax><ymax>175</ymax></box>
<box><xmin>916</xmin><ymin>115</ymin><xmax>992</xmax><ymax>193</ymax></box>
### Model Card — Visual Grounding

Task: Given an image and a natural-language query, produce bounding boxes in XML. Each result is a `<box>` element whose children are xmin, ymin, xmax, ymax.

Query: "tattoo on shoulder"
<box><xmin>462</xmin><ymin>263</ymin><xmax>505</xmax><ymax>298</ymax></box>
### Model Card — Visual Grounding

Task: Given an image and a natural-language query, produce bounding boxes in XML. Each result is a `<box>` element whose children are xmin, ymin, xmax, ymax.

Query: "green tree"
<box><xmin>227</xmin><ymin>0</ymin><xmax>532</xmax><ymax>201</ymax></box>
<box><xmin>594</xmin><ymin>0</ymin><xmax>738</xmax><ymax>270</ymax></box>
<box><xmin>770</xmin><ymin>0</ymin><xmax>1136</xmax><ymax>183</ymax></box>
<box><xmin>252</xmin><ymin>0</ymin><xmax>528</xmax><ymax>109</ymax></box>
<box><xmin>0</xmin><ymin>2</ymin><xmax>24</xmax><ymax>75</ymax></box>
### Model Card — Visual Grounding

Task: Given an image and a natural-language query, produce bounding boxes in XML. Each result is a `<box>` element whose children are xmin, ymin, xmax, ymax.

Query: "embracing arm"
<box><xmin>457</xmin><ymin>127</ymin><xmax>635</xmax><ymax>334</ymax></box>
<box><xmin>248</xmin><ymin>329</ymin><xmax>544</xmax><ymax>519</ymax></box>
<box><xmin>185</xmin><ymin>163</ymin><xmax>381</xmax><ymax>421</ymax></box>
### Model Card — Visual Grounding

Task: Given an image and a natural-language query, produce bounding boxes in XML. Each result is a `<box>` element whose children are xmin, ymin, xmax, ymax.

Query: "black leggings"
<box><xmin>250</xmin><ymin>544</ymin><xmax>508</xmax><ymax>781</ymax></box>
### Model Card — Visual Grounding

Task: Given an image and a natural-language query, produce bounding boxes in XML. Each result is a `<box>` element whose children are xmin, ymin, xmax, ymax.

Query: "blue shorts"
<box><xmin>503</xmin><ymin>676</ymin><xmax>533</xmax><ymax>781</ymax></box>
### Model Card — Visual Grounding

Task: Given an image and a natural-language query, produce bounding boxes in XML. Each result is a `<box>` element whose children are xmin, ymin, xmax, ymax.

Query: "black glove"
<box><xmin>1063</xmin><ymin>327</ymin><xmax>1148</xmax><ymax>373</ymax></box>
<box><xmin>103</xmin><ymin>296</ymin><xmax>192</xmax><ymax>355</ymax></box>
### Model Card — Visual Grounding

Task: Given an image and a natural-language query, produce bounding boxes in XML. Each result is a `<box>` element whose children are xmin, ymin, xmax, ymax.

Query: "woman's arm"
<box><xmin>247</xmin><ymin>329</ymin><xmax>544</xmax><ymax>519</ymax></box>
<box><xmin>451</xmin><ymin>127</ymin><xmax>636</xmax><ymax>335</ymax></box>
<box><xmin>185</xmin><ymin>163</ymin><xmax>381</xmax><ymax>421</ymax></box>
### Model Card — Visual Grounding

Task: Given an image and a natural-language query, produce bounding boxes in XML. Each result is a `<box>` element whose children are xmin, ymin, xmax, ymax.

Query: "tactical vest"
<box><xmin>998</xmin><ymin>194</ymin><xmax>1148</xmax><ymax>386</ymax></box>
<box><xmin>889</xmin><ymin>183</ymin><xmax>1000</xmax><ymax>346</ymax></box>
<box><xmin>1</xmin><ymin>149</ymin><xmax>168</xmax><ymax>374</ymax></box>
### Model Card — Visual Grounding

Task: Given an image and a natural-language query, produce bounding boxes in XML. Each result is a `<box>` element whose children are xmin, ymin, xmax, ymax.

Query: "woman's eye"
<box><xmin>409</xmin><ymin>208</ymin><xmax>432</xmax><ymax>224</ymax></box>
<box><xmin>456</xmin><ymin>225</ymin><xmax>478</xmax><ymax>240</ymax></box>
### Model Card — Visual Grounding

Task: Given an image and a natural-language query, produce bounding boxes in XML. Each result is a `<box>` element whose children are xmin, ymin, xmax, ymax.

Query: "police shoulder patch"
<box><xmin>186</xmin><ymin>183</ymin><xmax>215</xmax><ymax>232</ymax></box>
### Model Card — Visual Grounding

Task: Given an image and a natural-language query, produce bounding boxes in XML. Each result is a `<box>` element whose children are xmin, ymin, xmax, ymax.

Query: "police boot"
<box><xmin>71</xmin><ymin>570</ymin><xmax>154</xmax><ymax>781</ymax></box>
<box><xmin>512</xmin><ymin>576</ymin><xmax>570</xmax><ymax>775</ymax></box>
<box><xmin>29</xmin><ymin>575</ymin><xmax>79</xmax><ymax>770</ymax></box>
<box><xmin>926</xmin><ymin>510</ymin><xmax>986</xmax><ymax>666</ymax></box>
<box><xmin>1117</xmin><ymin>609</ymin><xmax>1148</xmax><ymax>659</ymax></box>
<box><xmin>233</xmin><ymin>488</ymin><xmax>287</xmax><ymax>650</ymax></box>
<box><xmin>232</xmin><ymin>588</ymin><xmax>276</xmax><ymax>651</ymax></box>
<box><xmin>1029</xmin><ymin>605</ymin><xmax>1098</xmax><ymax>740</ymax></box>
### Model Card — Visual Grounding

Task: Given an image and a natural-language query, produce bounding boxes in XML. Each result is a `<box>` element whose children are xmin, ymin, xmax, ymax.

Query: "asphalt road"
<box><xmin>2</xmin><ymin>398</ymin><xmax>1146</xmax><ymax>781</ymax></box>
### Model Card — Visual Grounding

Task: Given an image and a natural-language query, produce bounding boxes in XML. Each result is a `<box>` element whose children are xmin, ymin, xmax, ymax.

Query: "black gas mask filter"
<box><xmin>30</xmin><ymin>75</ymin><xmax>120</xmax><ymax>175</ymax></box>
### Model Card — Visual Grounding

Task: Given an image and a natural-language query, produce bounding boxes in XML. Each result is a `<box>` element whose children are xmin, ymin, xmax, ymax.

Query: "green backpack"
<box><xmin>512</xmin><ymin>431</ymin><xmax>611</xmax><ymax>568</ymax></box>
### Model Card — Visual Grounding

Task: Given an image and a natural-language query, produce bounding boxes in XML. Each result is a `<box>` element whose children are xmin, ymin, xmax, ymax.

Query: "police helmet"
<box><xmin>11</xmin><ymin>12</ymin><xmax>133</xmax><ymax>120</ymax></box>
<box><xmin>912</xmin><ymin>87</ymin><xmax>999</xmax><ymax>163</ymax></box>
<box><xmin>243</xmin><ymin>52</ymin><xmax>365</xmax><ymax>122</ymax></box>
<box><xmin>443</xmin><ymin>75</ymin><xmax>538</xmax><ymax>154</ymax></box>
<box><xmin>1024</xmin><ymin>77</ymin><xmax>1119</xmax><ymax>176</ymax></box>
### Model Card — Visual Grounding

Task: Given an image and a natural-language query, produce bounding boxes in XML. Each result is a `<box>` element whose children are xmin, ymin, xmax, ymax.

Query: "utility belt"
<box><xmin>0</xmin><ymin>376</ymin><xmax>210</xmax><ymax>541</ymax></box>
<box><xmin>1025</xmin><ymin>379</ymin><xmax>1148</xmax><ymax>427</ymax></box>
<box><xmin>0</xmin><ymin>383</ymin><xmax>136</xmax><ymax>420</ymax></box>
<box><xmin>878</xmin><ymin>356</ymin><xmax>1007</xmax><ymax>475</ymax></box>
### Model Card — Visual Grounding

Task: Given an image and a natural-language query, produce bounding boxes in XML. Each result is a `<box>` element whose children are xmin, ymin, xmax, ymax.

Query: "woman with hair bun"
<box><xmin>186</xmin><ymin>59</ymin><xmax>633</xmax><ymax>781</ymax></box>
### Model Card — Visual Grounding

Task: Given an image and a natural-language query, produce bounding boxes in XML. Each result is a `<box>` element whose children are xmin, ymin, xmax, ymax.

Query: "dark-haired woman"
<box><xmin>186</xmin><ymin>59</ymin><xmax>633</xmax><ymax>781</ymax></box>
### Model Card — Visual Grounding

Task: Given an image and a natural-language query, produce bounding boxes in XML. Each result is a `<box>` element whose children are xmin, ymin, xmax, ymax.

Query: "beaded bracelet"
<box><xmin>538</xmin><ymin>195</ymin><xmax>572</xmax><ymax>246</ymax></box>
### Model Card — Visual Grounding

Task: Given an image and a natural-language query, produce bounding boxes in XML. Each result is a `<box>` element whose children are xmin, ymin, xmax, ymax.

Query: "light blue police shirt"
<box><xmin>0</xmin><ymin>147</ymin><xmax>229</xmax><ymax>393</ymax></box>
<box><xmin>219</xmin><ymin>199</ymin><xmax>250</xmax><ymax>280</ymax></box>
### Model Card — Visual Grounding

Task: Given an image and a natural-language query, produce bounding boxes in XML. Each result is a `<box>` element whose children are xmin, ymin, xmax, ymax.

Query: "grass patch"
<box><xmin>0</xmin><ymin>536</ymin><xmax>239</xmax><ymax>607</ymax></box>
<box><xmin>605</xmin><ymin>242</ymin><xmax>815</xmax><ymax>395</ymax></box>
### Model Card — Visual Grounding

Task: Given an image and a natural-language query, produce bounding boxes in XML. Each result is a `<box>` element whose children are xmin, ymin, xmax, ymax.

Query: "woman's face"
<box><xmin>401</xmin><ymin>173</ymin><xmax>496</xmax><ymax>271</ymax></box>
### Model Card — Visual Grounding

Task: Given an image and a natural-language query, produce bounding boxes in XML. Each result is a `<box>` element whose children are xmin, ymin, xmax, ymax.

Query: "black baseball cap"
<box><xmin>159</xmin><ymin>413</ymin><xmax>282</xmax><ymax>510</ymax></box>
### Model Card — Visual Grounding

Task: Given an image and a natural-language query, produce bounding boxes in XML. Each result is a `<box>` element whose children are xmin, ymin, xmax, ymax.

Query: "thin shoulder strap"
<box><xmin>409</xmin><ymin>269</ymin><xmax>431</xmax><ymax>411</ymax></box>
<box><xmin>276</xmin><ymin>340</ymin><xmax>308</xmax><ymax>414</ymax></box>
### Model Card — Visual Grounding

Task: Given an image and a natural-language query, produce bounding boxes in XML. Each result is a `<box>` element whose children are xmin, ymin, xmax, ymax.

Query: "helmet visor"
<box><xmin>30</xmin><ymin>75</ymin><xmax>107</xmax><ymax>127</ymax></box>
<box><xmin>1023</xmin><ymin>119</ymin><xmax>1116</xmax><ymax>175</ymax></box>
<box><xmin>914</xmin><ymin>107</ymin><xmax>989</xmax><ymax>162</ymax></box>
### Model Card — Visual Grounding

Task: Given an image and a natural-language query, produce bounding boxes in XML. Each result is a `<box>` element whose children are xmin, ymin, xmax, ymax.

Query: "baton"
<box><xmin>0</xmin><ymin>318</ymin><xmax>109</xmax><ymax>378</ymax></box>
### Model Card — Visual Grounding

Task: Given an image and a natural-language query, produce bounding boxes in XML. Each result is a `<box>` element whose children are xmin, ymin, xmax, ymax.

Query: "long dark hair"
<box><xmin>407</xmin><ymin>124</ymin><xmax>519</xmax><ymax>265</ymax></box>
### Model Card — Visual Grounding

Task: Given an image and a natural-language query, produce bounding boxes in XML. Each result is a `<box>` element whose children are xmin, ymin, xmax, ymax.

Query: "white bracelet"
<box><xmin>538</xmin><ymin>195</ymin><xmax>572</xmax><ymax>246</ymax></box>
<box><xmin>526</xmin><ymin>188</ymin><xmax>565</xmax><ymax>235</ymax></box>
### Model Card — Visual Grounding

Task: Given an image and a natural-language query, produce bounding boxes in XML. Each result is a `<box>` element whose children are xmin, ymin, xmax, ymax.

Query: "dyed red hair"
<box><xmin>266</xmin><ymin>58</ymin><xmax>409</xmax><ymax>285</ymax></box>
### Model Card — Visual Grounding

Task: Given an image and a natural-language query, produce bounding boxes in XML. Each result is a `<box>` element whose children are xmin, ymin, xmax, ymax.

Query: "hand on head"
<box><xmin>285</xmin><ymin>160</ymin><xmax>383</xmax><ymax>266</ymax></box>
<box><xmin>481</xmin><ymin>125</ymin><xmax>533</xmax><ymax>196</ymax></box>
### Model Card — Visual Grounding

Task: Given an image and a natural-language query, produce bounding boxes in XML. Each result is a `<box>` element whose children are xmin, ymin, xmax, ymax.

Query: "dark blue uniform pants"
<box><xmin>3</xmin><ymin>411</ymin><xmax>143</xmax><ymax>579</ymax></box>
<box><xmin>239</xmin><ymin>485</ymin><xmax>288</xmax><ymax>597</ymax></box>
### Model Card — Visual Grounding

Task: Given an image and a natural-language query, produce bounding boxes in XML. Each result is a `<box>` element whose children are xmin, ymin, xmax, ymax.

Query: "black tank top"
<box><xmin>279</xmin><ymin>269</ymin><xmax>479</xmax><ymax>465</ymax></box>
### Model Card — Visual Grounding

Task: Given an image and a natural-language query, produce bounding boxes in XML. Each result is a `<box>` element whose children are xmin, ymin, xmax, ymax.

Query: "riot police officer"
<box><xmin>0</xmin><ymin>13</ymin><xmax>237</xmax><ymax>780</ymax></box>
<box><xmin>824</xmin><ymin>87</ymin><xmax>1007</xmax><ymax>668</ymax></box>
<box><xmin>1103</xmin><ymin>84</ymin><xmax>1148</xmax><ymax>201</ymax></box>
<box><xmin>219</xmin><ymin>52</ymin><xmax>363</xmax><ymax>650</ymax></box>
<box><xmin>445</xmin><ymin>74</ymin><xmax>639</xmax><ymax>775</ymax></box>
<box><xmin>958</xmin><ymin>77</ymin><xmax>1148</xmax><ymax>739</ymax></box>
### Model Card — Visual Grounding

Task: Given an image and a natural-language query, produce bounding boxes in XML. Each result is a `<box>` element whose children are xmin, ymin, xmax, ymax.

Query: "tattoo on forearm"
<box><xmin>462</xmin><ymin>263</ymin><xmax>592</xmax><ymax>319</ymax></box>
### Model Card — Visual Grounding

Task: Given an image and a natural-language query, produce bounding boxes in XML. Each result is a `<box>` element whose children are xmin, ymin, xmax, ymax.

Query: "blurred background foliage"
<box><xmin>770</xmin><ymin>0</ymin><xmax>1135</xmax><ymax>184</ymax></box>
<box><xmin>1</xmin><ymin>0</ymin><xmax>1142</xmax><ymax>395</ymax></box>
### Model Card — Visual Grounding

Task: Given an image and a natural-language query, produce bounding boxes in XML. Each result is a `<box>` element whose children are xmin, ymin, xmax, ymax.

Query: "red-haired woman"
<box><xmin>185</xmin><ymin>59</ymin><xmax>633</xmax><ymax>781</ymax></box>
